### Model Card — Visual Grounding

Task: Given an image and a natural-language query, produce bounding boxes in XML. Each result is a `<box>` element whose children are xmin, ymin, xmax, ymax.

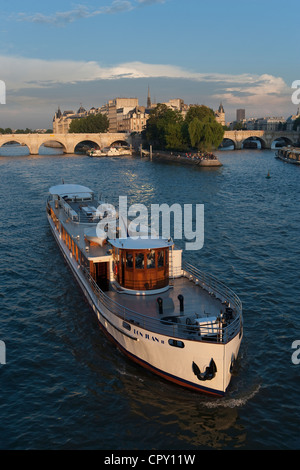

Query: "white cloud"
<box><xmin>0</xmin><ymin>55</ymin><xmax>290</xmax><ymax>99</ymax></box>
<box><xmin>0</xmin><ymin>55</ymin><xmax>294</xmax><ymax>126</ymax></box>
<box><xmin>17</xmin><ymin>5</ymin><xmax>92</xmax><ymax>25</ymax></box>
<box><xmin>15</xmin><ymin>0</ymin><xmax>164</xmax><ymax>26</ymax></box>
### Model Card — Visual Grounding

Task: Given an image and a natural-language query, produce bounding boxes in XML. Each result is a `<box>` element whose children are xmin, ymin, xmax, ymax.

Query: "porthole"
<box><xmin>123</xmin><ymin>321</ymin><xmax>131</xmax><ymax>331</ymax></box>
<box><xmin>168</xmin><ymin>339</ymin><xmax>184</xmax><ymax>348</ymax></box>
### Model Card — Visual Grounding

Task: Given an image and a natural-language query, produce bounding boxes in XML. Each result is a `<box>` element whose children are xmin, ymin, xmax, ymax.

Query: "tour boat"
<box><xmin>87</xmin><ymin>147</ymin><xmax>131</xmax><ymax>157</ymax></box>
<box><xmin>46</xmin><ymin>183</ymin><xmax>243</xmax><ymax>396</ymax></box>
<box><xmin>275</xmin><ymin>146</ymin><xmax>300</xmax><ymax>164</ymax></box>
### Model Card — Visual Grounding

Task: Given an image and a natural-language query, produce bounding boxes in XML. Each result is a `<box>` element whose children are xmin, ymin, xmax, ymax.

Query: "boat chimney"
<box><xmin>157</xmin><ymin>297</ymin><xmax>163</xmax><ymax>315</ymax></box>
<box><xmin>178</xmin><ymin>294</ymin><xmax>184</xmax><ymax>312</ymax></box>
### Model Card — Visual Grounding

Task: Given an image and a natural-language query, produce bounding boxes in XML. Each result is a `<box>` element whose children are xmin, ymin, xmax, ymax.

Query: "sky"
<box><xmin>0</xmin><ymin>0</ymin><xmax>299</xmax><ymax>129</ymax></box>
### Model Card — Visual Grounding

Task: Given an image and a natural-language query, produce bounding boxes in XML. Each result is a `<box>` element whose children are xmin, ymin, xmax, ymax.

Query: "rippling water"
<box><xmin>0</xmin><ymin>144</ymin><xmax>300</xmax><ymax>449</ymax></box>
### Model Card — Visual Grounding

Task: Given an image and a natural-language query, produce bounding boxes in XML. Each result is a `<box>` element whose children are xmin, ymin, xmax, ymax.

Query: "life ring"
<box><xmin>114</xmin><ymin>263</ymin><xmax>118</xmax><ymax>276</ymax></box>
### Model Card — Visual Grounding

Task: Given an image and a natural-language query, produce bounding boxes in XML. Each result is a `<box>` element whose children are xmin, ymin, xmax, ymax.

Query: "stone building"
<box><xmin>106</xmin><ymin>98</ymin><xmax>139</xmax><ymax>132</ymax></box>
<box><xmin>121</xmin><ymin>106</ymin><xmax>149</xmax><ymax>133</ymax></box>
<box><xmin>286</xmin><ymin>108</ymin><xmax>300</xmax><ymax>131</ymax></box>
<box><xmin>255</xmin><ymin>116</ymin><xmax>286</xmax><ymax>131</ymax></box>
<box><xmin>53</xmin><ymin>105</ymin><xmax>88</xmax><ymax>133</ymax></box>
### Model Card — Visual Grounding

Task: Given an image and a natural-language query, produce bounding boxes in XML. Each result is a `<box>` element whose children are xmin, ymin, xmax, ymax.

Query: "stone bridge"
<box><xmin>1</xmin><ymin>130</ymin><xmax>299</xmax><ymax>154</ymax></box>
<box><xmin>0</xmin><ymin>132</ymin><xmax>131</xmax><ymax>155</ymax></box>
<box><xmin>223</xmin><ymin>130</ymin><xmax>299</xmax><ymax>150</ymax></box>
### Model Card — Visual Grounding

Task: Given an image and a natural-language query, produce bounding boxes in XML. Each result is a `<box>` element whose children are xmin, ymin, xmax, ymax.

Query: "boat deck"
<box><xmin>107</xmin><ymin>276</ymin><xmax>223</xmax><ymax>323</ymax></box>
<box><xmin>51</xmin><ymin>199</ymin><xmax>112</xmax><ymax>260</ymax></box>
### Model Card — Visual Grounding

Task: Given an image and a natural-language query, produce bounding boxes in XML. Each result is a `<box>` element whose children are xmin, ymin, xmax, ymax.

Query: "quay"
<box><xmin>147</xmin><ymin>150</ymin><xmax>222</xmax><ymax>167</ymax></box>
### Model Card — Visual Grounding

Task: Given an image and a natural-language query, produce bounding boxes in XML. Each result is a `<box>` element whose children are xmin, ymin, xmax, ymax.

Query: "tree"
<box><xmin>69</xmin><ymin>113</ymin><xmax>109</xmax><ymax>133</ymax></box>
<box><xmin>165</xmin><ymin>122</ymin><xmax>187</xmax><ymax>151</ymax></box>
<box><xmin>293</xmin><ymin>116</ymin><xmax>300</xmax><ymax>131</ymax></box>
<box><xmin>143</xmin><ymin>102</ymin><xmax>224</xmax><ymax>152</ymax></box>
<box><xmin>185</xmin><ymin>104</ymin><xmax>215</xmax><ymax>124</ymax></box>
<box><xmin>184</xmin><ymin>105</ymin><xmax>224</xmax><ymax>150</ymax></box>
<box><xmin>233</xmin><ymin>122</ymin><xmax>243</xmax><ymax>130</ymax></box>
<box><xmin>188</xmin><ymin>115</ymin><xmax>224</xmax><ymax>151</ymax></box>
<box><xmin>145</xmin><ymin>103</ymin><xmax>184</xmax><ymax>149</ymax></box>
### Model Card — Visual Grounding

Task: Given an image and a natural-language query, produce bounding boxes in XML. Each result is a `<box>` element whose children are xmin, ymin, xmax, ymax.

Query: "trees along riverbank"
<box><xmin>143</xmin><ymin>104</ymin><xmax>224</xmax><ymax>153</ymax></box>
<box><xmin>68</xmin><ymin>113</ymin><xmax>109</xmax><ymax>133</ymax></box>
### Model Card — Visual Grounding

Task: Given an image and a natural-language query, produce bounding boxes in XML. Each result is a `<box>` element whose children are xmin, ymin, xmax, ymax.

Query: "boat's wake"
<box><xmin>203</xmin><ymin>384</ymin><xmax>261</xmax><ymax>408</ymax></box>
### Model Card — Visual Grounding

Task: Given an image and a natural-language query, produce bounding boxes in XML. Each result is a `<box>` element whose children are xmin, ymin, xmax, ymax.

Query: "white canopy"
<box><xmin>84</xmin><ymin>227</ymin><xmax>107</xmax><ymax>243</ymax></box>
<box><xmin>49</xmin><ymin>184</ymin><xmax>93</xmax><ymax>199</ymax></box>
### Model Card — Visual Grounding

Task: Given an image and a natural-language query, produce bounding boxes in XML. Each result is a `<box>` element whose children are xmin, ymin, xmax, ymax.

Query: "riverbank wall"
<box><xmin>141</xmin><ymin>150</ymin><xmax>222</xmax><ymax>167</ymax></box>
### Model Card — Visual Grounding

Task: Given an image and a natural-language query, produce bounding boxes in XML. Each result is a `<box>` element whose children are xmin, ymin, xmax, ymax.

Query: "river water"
<box><xmin>0</xmin><ymin>144</ymin><xmax>299</xmax><ymax>450</ymax></box>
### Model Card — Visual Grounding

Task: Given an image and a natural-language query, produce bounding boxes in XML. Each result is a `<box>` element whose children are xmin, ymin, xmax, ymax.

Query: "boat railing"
<box><xmin>80</xmin><ymin>263</ymin><xmax>242</xmax><ymax>344</ymax></box>
<box><xmin>182</xmin><ymin>261</ymin><xmax>242</xmax><ymax>315</ymax></box>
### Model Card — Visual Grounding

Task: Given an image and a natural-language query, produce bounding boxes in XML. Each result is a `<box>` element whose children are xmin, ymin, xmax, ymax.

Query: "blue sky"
<box><xmin>0</xmin><ymin>0</ymin><xmax>299</xmax><ymax>128</ymax></box>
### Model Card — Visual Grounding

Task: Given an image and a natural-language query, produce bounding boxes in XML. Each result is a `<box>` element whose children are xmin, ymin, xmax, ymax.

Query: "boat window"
<box><xmin>126</xmin><ymin>252</ymin><xmax>133</xmax><ymax>268</ymax></box>
<box><xmin>123</xmin><ymin>321</ymin><xmax>131</xmax><ymax>331</ymax></box>
<box><xmin>157</xmin><ymin>250</ymin><xmax>164</xmax><ymax>267</ymax></box>
<box><xmin>135</xmin><ymin>253</ymin><xmax>145</xmax><ymax>269</ymax></box>
<box><xmin>147</xmin><ymin>250</ymin><xmax>155</xmax><ymax>269</ymax></box>
<box><xmin>168</xmin><ymin>339</ymin><xmax>184</xmax><ymax>348</ymax></box>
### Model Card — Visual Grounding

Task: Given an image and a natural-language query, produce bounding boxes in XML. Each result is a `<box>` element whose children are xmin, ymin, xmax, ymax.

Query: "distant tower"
<box><xmin>236</xmin><ymin>109</ymin><xmax>245</xmax><ymax>122</ymax></box>
<box><xmin>215</xmin><ymin>102</ymin><xmax>225</xmax><ymax>126</ymax></box>
<box><xmin>147</xmin><ymin>86</ymin><xmax>151</xmax><ymax>109</ymax></box>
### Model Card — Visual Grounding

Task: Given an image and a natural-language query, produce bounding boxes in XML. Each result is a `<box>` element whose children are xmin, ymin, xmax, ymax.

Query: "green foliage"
<box><xmin>165</xmin><ymin>122</ymin><xmax>187</xmax><ymax>151</ymax></box>
<box><xmin>185</xmin><ymin>105</ymin><xmax>215</xmax><ymax>124</ymax></box>
<box><xmin>188</xmin><ymin>115</ymin><xmax>224</xmax><ymax>151</ymax></box>
<box><xmin>145</xmin><ymin>103</ymin><xmax>184</xmax><ymax>149</ymax></box>
<box><xmin>69</xmin><ymin>113</ymin><xmax>109</xmax><ymax>133</ymax></box>
<box><xmin>144</xmin><ymin>103</ymin><xmax>224</xmax><ymax>151</ymax></box>
<box><xmin>233</xmin><ymin>121</ymin><xmax>244</xmax><ymax>130</ymax></box>
<box><xmin>293</xmin><ymin>116</ymin><xmax>300</xmax><ymax>130</ymax></box>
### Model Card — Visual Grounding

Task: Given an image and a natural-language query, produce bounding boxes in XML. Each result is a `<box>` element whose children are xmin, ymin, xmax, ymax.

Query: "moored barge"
<box><xmin>275</xmin><ymin>146</ymin><xmax>300</xmax><ymax>164</ymax></box>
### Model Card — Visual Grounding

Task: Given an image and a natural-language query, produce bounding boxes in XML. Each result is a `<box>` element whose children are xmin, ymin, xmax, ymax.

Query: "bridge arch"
<box><xmin>110</xmin><ymin>139</ymin><xmax>130</xmax><ymax>148</ymax></box>
<box><xmin>0</xmin><ymin>136</ymin><xmax>27</xmax><ymax>147</ymax></box>
<box><xmin>241</xmin><ymin>134</ymin><xmax>267</xmax><ymax>149</ymax></box>
<box><xmin>73</xmin><ymin>139</ymin><xmax>100</xmax><ymax>154</ymax></box>
<box><xmin>0</xmin><ymin>138</ymin><xmax>30</xmax><ymax>155</ymax></box>
<box><xmin>70</xmin><ymin>136</ymin><xmax>102</xmax><ymax>154</ymax></box>
<box><xmin>38</xmin><ymin>138</ymin><xmax>67</xmax><ymax>154</ymax></box>
<box><xmin>241</xmin><ymin>135</ymin><xmax>267</xmax><ymax>149</ymax></box>
<box><xmin>219</xmin><ymin>138</ymin><xmax>236</xmax><ymax>150</ymax></box>
<box><xmin>271</xmin><ymin>136</ymin><xmax>294</xmax><ymax>149</ymax></box>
